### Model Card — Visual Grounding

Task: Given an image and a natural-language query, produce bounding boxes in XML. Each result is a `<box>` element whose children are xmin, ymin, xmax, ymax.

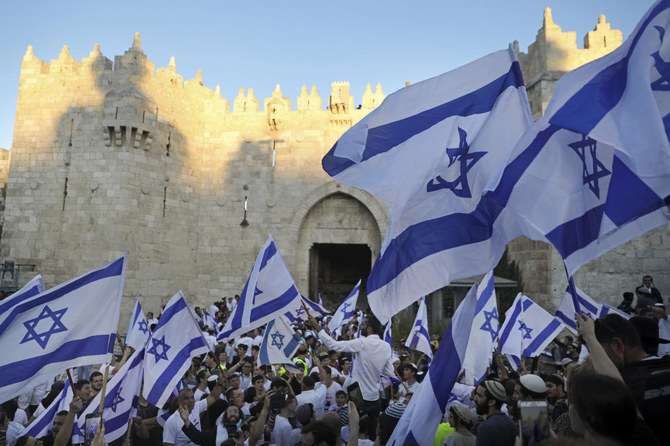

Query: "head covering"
<box><xmin>483</xmin><ymin>380</ymin><xmax>507</xmax><ymax>402</ymax></box>
<box><xmin>385</xmin><ymin>402</ymin><xmax>407</xmax><ymax>419</ymax></box>
<box><xmin>295</xmin><ymin>403</ymin><xmax>314</xmax><ymax>425</ymax></box>
<box><xmin>544</xmin><ymin>374</ymin><xmax>564</xmax><ymax>388</ymax></box>
<box><xmin>450</xmin><ymin>402</ymin><xmax>472</xmax><ymax>424</ymax></box>
<box><xmin>520</xmin><ymin>374</ymin><xmax>547</xmax><ymax>395</ymax></box>
<box><xmin>630</xmin><ymin>316</ymin><xmax>670</xmax><ymax>344</ymax></box>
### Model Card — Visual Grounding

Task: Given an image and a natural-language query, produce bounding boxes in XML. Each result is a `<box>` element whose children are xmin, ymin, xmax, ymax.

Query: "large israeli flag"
<box><xmin>499</xmin><ymin>293</ymin><xmax>566</xmax><ymax>369</ymax></box>
<box><xmin>74</xmin><ymin>348</ymin><xmax>145</xmax><ymax>444</ymax></box>
<box><xmin>462</xmin><ymin>271</ymin><xmax>498</xmax><ymax>385</ymax></box>
<box><xmin>218</xmin><ymin>235</ymin><xmax>302</xmax><ymax>342</ymax></box>
<box><xmin>0</xmin><ymin>275</ymin><xmax>45</xmax><ymax>310</ymax></box>
<box><xmin>404</xmin><ymin>297</ymin><xmax>433</xmax><ymax>360</ymax></box>
<box><xmin>143</xmin><ymin>291</ymin><xmax>209</xmax><ymax>407</ymax></box>
<box><xmin>19</xmin><ymin>379</ymin><xmax>73</xmax><ymax>439</ymax></box>
<box><xmin>491</xmin><ymin>1</ymin><xmax>670</xmax><ymax>278</ymax></box>
<box><xmin>387</xmin><ymin>281</ymin><xmax>478</xmax><ymax>446</ymax></box>
<box><xmin>257</xmin><ymin>315</ymin><xmax>301</xmax><ymax>370</ymax></box>
<box><xmin>0</xmin><ymin>256</ymin><xmax>126</xmax><ymax>402</ymax></box>
<box><xmin>322</xmin><ymin>48</ymin><xmax>532</xmax><ymax>323</ymax></box>
<box><xmin>285</xmin><ymin>295</ymin><xmax>330</xmax><ymax>323</ymax></box>
<box><xmin>125</xmin><ymin>298</ymin><xmax>150</xmax><ymax>350</ymax></box>
<box><xmin>328</xmin><ymin>280</ymin><xmax>360</xmax><ymax>335</ymax></box>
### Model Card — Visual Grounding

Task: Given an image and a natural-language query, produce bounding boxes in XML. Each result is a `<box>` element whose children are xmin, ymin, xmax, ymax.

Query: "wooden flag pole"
<box><xmin>98</xmin><ymin>366</ymin><xmax>110</xmax><ymax>413</ymax></box>
<box><xmin>65</xmin><ymin>369</ymin><xmax>76</xmax><ymax>395</ymax></box>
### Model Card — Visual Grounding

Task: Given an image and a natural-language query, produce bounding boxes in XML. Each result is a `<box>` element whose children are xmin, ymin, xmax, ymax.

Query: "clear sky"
<box><xmin>0</xmin><ymin>0</ymin><xmax>654</xmax><ymax>149</ymax></box>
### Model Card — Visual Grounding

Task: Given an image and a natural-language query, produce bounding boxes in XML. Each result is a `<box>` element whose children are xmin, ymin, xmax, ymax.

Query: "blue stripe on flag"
<box><xmin>429</xmin><ymin>326</ymin><xmax>462</xmax><ymax>409</ymax></box>
<box><xmin>498</xmin><ymin>297</ymin><xmax>523</xmax><ymax>346</ymax></box>
<box><xmin>0</xmin><ymin>257</ymin><xmax>124</xmax><ymax>334</ymax></box>
<box><xmin>146</xmin><ymin>337</ymin><xmax>207</xmax><ymax>404</ymax></box>
<box><xmin>524</xmin><ymin>319</ymin><xmax>564</xmax><ymax>354</ymax></box>
<box><xmin>550</xmin><ymin>1</ymin><xmax>670</xmax><ymax>134</ymax></box>
<box><xmin>259</xmin><ymin>321</ymin><xmax>274</xmax><ymax>365</ymax></box>
<box><xmin>250</xmin><ymin>287</ymin><xmax>300</xmax><ymax>319</ymax></box>
<box><xmin>323</xmin><ymin>62</ymin><xmax>525</xmax><ymax>176</ymax></box>
<box><xmin>546</xmin><ymin>205</ymin><xmax>606</xmax><ymax>259</ymax></box>
<box><xmin>283</xmin><ymin>336</ymin><xmax>299</xmax><ymax>358</ymax></box>
<box><xmin>259</xmin><ymin>243</ymin><xmax>277</xmax><ymax>271</ymax></box>
<box><xmin>0</xmin><ymin>335</ymin><xmax>110</xmax><ymax>386</ymax></box>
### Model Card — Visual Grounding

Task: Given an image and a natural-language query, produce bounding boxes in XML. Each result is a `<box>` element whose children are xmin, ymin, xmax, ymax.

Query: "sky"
<box><xmin>0</xmin><ymin>0</ymin><xmax>654</xmax><ymax>149</ymax></box>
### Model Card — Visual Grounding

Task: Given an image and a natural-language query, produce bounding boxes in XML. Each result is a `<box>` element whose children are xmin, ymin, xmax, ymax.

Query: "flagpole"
<box><xmin>65</xmin><ymin>369</ymin><xmax>76</xmax><ymax>394</ymax></box>
<box><xmin>125</xmin><ymin>418</ymin><xmax>133</xmax><ymax>443</ymax></box>
<box><xmin>98</xmin><ymin>366</ymin><xmax>110</xmax><ymax>413</ymax></box>
<box><xmin>301</xmin><ymin>300</ymin><xmax>312</xmax><ymax>318</ymax></box>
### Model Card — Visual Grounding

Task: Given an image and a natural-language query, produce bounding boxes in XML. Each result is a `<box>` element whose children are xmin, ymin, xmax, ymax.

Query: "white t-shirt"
<box><xmin>272</xmin><ymin>414</ymin><xmax>296</xmax><ymax>446</ymax></box>
<box><xmin>163</xmin><ymin>398</ymin><xmax>209</xmax><ymax>446</ymax></box>
<box><xmin>296</xmin><ymin>385</ymin><xmax>327</xmax><ymax>418</ymax></box>
<box><xmin>322</xmin><ymin>381</ymin><xmax>342</xmax><ymax>410</ymax></box>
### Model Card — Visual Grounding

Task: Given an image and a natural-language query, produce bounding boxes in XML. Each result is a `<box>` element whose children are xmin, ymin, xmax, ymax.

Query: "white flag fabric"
<box><xmin>0</xmin><ymin>255</ymin><xmax>126</xmax><ymax>402</ymax></box>
<box><xmin>257</xmin><ymin>315</ymin><xmax>301</xmax><ymax>370</ymax></box>
<box><xmin>328</xmin><ymin>280</ymin><xmax>360</xmax><ymax>335</ymax></box>
<box><xmin>387</xmin><ymin>281</ymin><xmax>479</xmax><ymax>446</ymax></box>
<box><xmin>125</xmin><ymin>298</ymin><xmax>150</xmax><ymax>350</ymax></box>
<box><xmin>19</xmin><ymin>379</ymin><xmax>74</xmax><ymax>439</ymax></box>
<box><xmin>74</xmin><ymin>348</ymin><xmax>145</xmax><ymax>444</ymax></box>
<box><xmin>489</xmin><ymin>1</ymin><xmax>670</xmax><ymax>278</ymax></box>
<box><xmin>599</xmin><ymin>302</ymin><xmax>632</xmax><ymax>320</ymax></box>
<box><xmin>218</xmin><ymin>235</ymin><xmax>302</xmax><ymax>342</ymax></box>
<box><xmin>143</xmin><ymin>291</ymin><xmax>209</xmax><ymax>408</ymax></box>
<box><xmin>404</xmin><ymin>297</ymin><xmax>433</xmax><ymax>360</ymax></box>
<box><xmin>322</xmin><ymin>47</ymin><xmax>532</xmax><ymax>324</ymax></box>
<box><xmin>499</xmin><ymin>293</ymin><xmax>566</xmax><ymax>369</ymax></box>
<box><xmin>0</xmin><ymin>274</ymin><xmax>45</xmax><ymax>310</ymax></box>
<box><xmin>285</xmin><ymin>295</ymin><xmax>330</xmax><ymax>323</ymax></box>
<box><xmin>462</xmin><ymin>270</ymin><xmax>498</xmax><ymax>385</ymax></box>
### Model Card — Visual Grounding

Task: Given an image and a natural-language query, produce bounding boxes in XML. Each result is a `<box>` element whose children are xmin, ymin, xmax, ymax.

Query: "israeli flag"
<box><xmin>125</xmin><ymin>298</ymin><xmax>150</xmax><ymax>351</ymax></box>
<box><xmin>0</xmin><ymin>275</ymin><xmax>45</xmax><ymax>309</ymax></box>
<box><xmin>143</xmin><ymin>291</ymin><xmax>209</xmax><ymax>408</ymax></box>
<box><xmin>0</xmin><ymin>255</ymin><xmax>126</xmax><ymax>402</ymax></box>
<box><xmin>383</xmin><ymin>320</ymin><xmax>393</xmax><ymax>349</ymax></box>
<box><xmin>328</xmin><ymin>280</ymin><xmax>360</xmax><ymax>335</ymax></box>
<box><xmin>499</xmin><ymin>293</ymin><xmax>566</xmax><ymax>369</ymax></box>
<box><xmin>404</xmin><ymin>297</ymin><xmax>433</xmax><ymax>360</ymax></box>
<box><xmin>599</xmin><ymin>302</ymin><xmax>632</xmax><ymax>320</ymax></box>
<box><xmin>462</xmin><ymin>270</ymin><xmax>498</xmax><ymax>385</ymax></box>
<box><xmin>318</xmin><ymin>293</ymin><xmax>324</xmax><ymax>307</ymax></box>
<box><xmin>74</xmin><ymin>348</ymin><xmax>145</xmax><ymax>444</ymax></box>
<box><xmin>218</xmin><ymin>235</ymin><xmax>302</xmax><ymax>342</ymax></box>
<box><xmin>387</xmin><ymin>280</ymin><xmax>478</xmax><ymax>445</ymax></box>
<box><xmin>285</xmin><ymin>295</ymin><xmax>330</xmax><ymax>323</ymax></box>
<box><xmin>203</xmin><ymin>310</ymin><xmax>218</xmax><ymax>329</ymax></box>
<box><xmin>492</xmin><ymin>1</ymin><xmax>670</xmax><ymax>279</ymax></box>
<box><xmin>19</xmin><ymin>379</ymin><xmax>74</xmax><ymax>439</ymax></box>
<box><xmin>258</xmin><ymin>315</ymin><xmax>301</xmax><ymax>370</ymax></box>
<box><xmin>322</xmin><ymin>47</ymin><xmax>532</xmax><ymax>324</ymax></box>
<box><xmin>555</xmin><ymin>280</ymin><xmax>603</xmax><ymax>331</ymax></box>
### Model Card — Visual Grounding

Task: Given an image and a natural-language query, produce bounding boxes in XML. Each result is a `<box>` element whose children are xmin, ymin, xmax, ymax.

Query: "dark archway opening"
<box><xmin>309</xmin><ymin>243</ymin><xmax>371</xmax><ymax>308</ymax></box>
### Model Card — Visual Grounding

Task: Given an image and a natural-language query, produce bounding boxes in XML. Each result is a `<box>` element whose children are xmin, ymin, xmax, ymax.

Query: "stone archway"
<box><xmin>291</xmin><ymin>183</ymin><xmax>386</xmax><ymax>306</ymax></box>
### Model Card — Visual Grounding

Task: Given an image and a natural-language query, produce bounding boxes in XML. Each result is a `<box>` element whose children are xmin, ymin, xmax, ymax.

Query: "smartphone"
<box><xmin>225</xmin><ymin>419</ymin><xmax>242</xmax><ymax>438</ymax></box>
<box><xmin>347</xmin><ymin>382</ymin><xmax>363</xmax><ymax>409</ymax></box>
<box><xmin>84</xmin><ymin>413</ymin><xmax>103</xmax><ymax>446</ymax></box>
<box><xmin>519</xmin><ymin>400</ymin><xmax>551</xmax><ymax>445</ymax></box>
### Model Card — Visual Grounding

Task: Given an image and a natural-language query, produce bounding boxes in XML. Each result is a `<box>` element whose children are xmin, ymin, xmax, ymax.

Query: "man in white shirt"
<box><xmin>296</xmin><ymin>375</ymin><xmax>327</xmax><ymax>418</ymax></box>
<box><xmin>163</xmin><ymin>375</ymin><xmax>225</xmax><ymax>446</ymax></box>
<box><xmin>272</xmin><ymin>395</ymin><xmax>299</xmax><ymax>446</ymax></box>
<box><xmin>307</xmin><ymin>313</ymin><xmax>394</xmax><ymax>441</ymax></box>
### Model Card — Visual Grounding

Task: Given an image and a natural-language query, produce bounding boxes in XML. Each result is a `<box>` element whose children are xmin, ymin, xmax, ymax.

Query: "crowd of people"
<box><xmin>2</xmin><ymin>275</ymin><xmax>669</xmax><ymax>446</ymax></box>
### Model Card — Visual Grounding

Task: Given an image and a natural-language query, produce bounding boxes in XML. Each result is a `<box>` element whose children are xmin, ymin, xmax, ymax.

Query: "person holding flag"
<box><xmin>306</xmin><ymin>312</ymin><xmax>394</xmax><ymax>441</ymax></box>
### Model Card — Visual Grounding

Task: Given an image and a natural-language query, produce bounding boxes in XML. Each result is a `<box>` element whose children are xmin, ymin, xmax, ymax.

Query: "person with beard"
<box><xmin>472</xmin><ymin>380</ymin><xmax>517</xmax><ymax>446</ymax></box>
<box><xmin>179</xmin><ymin>405</ymin><xmax>242</xmax><ymax>446</ymax></box>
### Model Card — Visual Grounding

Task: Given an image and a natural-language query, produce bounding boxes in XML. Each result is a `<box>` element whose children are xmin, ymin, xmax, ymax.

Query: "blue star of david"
<box><xmin>652</xmin><ymin>26</ymin><xmax>670</xmax><ymax>91</ymax></box>
<box><xmin>147</xmin><ymin>335</ymin><xmax>171</xmax><ymax>363</ymax></box>
<box><xmin>479</xmin><ymin>307</ymin><xmax>499</xmax><ymax>342</ymax></box>
<box><xmin>137</xmin><ymin>319</ymin><xmax>149</xmax><ymax>334</ymax></box>
<box><xmin>21</xmin><ymin>305</ymin><xmax>68</xmax><ymax>349</ymax></box>
<box><xmin>110</xmin><ymin>386</ymin><xmax>125</xmax><ymax>412</ymax></box>
<box><xmin>340</xmin><ymin>302</ymin><xmax>351</xmax><ymax>315</ymax></box>
<box><xmin>270</xmin><ymin>331</ymin><xmax>285</xmax><ymax>349</ymax></box>
<box><xmin>568</xmin><ymin>135</ymin><xmax>611</xmax><ymax>199</ymax></box>
<box><xmin>426</xmin><ymin>127</ymin><xmax>486</xmax><ymax>198</ymax></box>
<box><xmin>295</xmin><ymin>306</ymin><xmax>305</xmax><ymax>316</ymax></box>
<box><xmin>517</xmin><ymin>321</ymin><xmax>533</xmax><ymax>340</ymax></box>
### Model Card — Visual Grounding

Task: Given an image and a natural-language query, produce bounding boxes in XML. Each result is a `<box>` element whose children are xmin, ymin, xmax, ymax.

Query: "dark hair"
<box><xmin>365</xmin><ymin>314</ymin><xmax>383</xmax><ymax>336</ymax></box>
<box><xmin>15</xmin><ymin>436</ymin><xmax>30</xmax><ymax>446</ymax></box>
<box><xmin>271</xmin><ymin>377</ymin><xmax>288</xmax><ymax>390</ymax></box>
<box><xmin>56</xmin><ymin>410</ymin><xmax>69</xmax><ymax>417</ymax></box>
<box><xmin>622</xmin><ymin>292</ymin><xmax>634</xmax><ymax>301</ymax></box>
<box><xmin>244</xmin><ymin>387</ymin><xmax>256</xmax><ymax>403</ymax></box>
<box><xmin>594</xmin><ymin>314</ymin><xmax>642</xmax><ymax>350</ymax></box>
<box><xmin>335</xmin><ymin>390</ymin><xmax>347</xmax><ymax>398</ymax></box>
<box><xmin>568</xmin><ymin>373</ymin><xmax>636</xmax><ymax>443</ymax></box>
<box><xmin>89</xmin><ymin>371</ymin><xmax>103</xmax><ymax>380</ymax></box>
<box><xmin>75</xmin><ymin>380</ymin><xmax>90</xmax><ymax>391</ymax></box>
<box><xmin>481</xmin><ymin>385</ymin><xmax>504</xmax><ymax>410</ymax></box>
<box><xmin>196</xmin><ymin>371</ymin><xmax>208</xmax><ymax>383</ymax></box>
<box><xmin>300</xmin><ymin>420</ymin><xmax>337</xmax><ymax>446</ymax></box>
<box><xmin>237</xmin><ymin>344</ymin><xmax>248</xmax><ymax>351</ymax></box>
<box><xmin>225</xmin><ymin>387</ymin><xmax>241</xmax><ymax>401</ymax></box>
<box><xmin>302</xmin><ymin>376</ymin><xmax>315</xmax><ymax>389</ymax></box>
<box><xmin>252</xmin><ymin>374</ymin><xmax>265</xmax><ymax>384</ymax></box>
<box><xmin>378</xmin><ymin>412</ymin><xmax>402</xmax><ymax>445</ymax></box>
<box><xmin>1</xmin><ymin>399</ymin><xmax>18</xmax><ymax>420</ymax></box>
